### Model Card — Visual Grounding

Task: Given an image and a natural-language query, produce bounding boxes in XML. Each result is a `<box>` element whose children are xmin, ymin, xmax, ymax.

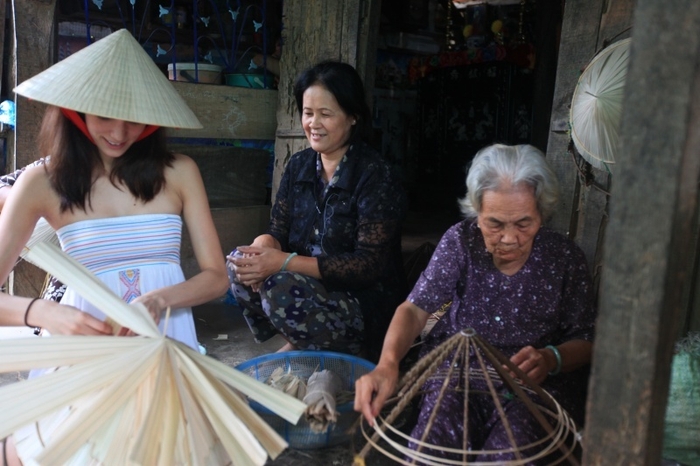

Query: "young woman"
<box><xmin>0</xmin><ymin>29</ymin><xmax>229</xmax><ymax>465</ymax></box>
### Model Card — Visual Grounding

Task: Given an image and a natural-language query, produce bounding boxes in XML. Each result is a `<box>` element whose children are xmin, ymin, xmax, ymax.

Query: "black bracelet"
<box><xmin>24</xmin><ymin>297</ymin><xmax>41</xmax><ymax>335</ymax></box>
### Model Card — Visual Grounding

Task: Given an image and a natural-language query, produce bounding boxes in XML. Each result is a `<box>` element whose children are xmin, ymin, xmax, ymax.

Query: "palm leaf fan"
<box><xmin>0</xmin><ymin>241</ymin><xmax>307</xmax><ymax>466</ymax></box>
<box><xmin>570</xmin><ymin>38</ymin><xmax>631</xmax><ymax>173</ymax></box>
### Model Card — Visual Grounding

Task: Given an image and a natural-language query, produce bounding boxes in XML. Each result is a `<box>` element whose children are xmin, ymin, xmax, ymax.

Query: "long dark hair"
<box><xmin>38</xmin><ymin>106</ymin><xmax>175</xmax><ymax>213</ymax></box>
<box><xmin>293</xmin><ymin>60</ymin><xmax>371</xmax><ymax>146</ymax></box>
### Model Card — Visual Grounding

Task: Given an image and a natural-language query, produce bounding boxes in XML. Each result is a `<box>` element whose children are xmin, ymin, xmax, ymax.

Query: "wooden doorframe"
<box><xmin>583</xmin><ymin>0</ymin><xmax>700</xmax><ymax>462</ymax></box>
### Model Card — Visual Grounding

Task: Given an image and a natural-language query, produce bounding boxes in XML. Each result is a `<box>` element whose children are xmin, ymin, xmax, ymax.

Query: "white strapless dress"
<box><xmin>55</xmin><ymin>213</ymin><xmax>198</xmax><ymax>348</ymax></box>
<box><xmin>15</xmin><ymin>214</ymin><xmax>199</xmax><ymax>464</ymax></box>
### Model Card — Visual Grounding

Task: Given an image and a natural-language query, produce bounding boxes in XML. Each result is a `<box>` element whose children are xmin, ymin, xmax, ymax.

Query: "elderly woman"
<box><xmin>355</xmin><ymin>144</ymin><xmax>597</xmax><ymax>463</ymax></box>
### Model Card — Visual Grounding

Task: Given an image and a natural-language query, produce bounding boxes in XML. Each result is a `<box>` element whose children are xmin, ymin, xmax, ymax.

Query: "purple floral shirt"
<box><xmin>409</xmin><ymin>219</ymin><xmax>597</xmax><ymax>422</ymax></box>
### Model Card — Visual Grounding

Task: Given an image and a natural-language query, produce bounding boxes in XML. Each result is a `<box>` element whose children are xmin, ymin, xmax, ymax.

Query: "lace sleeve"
<box><xmin>319</xmin><ymin>216</ymin><xmax>403</xmax><ymax>289</ymax></box>
<box><xmin>318</xmin><ymin>167</ymin><xmax>405</xmax><ymax>289</ymax></box>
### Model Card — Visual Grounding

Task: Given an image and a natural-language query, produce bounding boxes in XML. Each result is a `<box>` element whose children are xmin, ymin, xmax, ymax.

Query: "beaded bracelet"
<box><xmin>546</xmin><ymin>344</ymin><xmax>562</xmax><ymax>375</ymax></box>
<box><xmin>24</xmin><ymin>297</ymin><xmax>42</xmax><ymax>335</ymax></box>
<box><xmin>280</xmin><ymin>252</ymin><xmax>297</xmax><ymax>271</ymax></box>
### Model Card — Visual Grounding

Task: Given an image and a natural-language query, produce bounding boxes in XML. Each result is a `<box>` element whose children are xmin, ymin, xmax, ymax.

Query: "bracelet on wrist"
<box><xmin>546</xmin><ymin>345</ymin><xmax>562</xmax><ymax>375</ymax></box>
<box><xmin>24</xmin><ymin>297</ymin><xmax>42</xmax><ymax>336</ymax></box>
<box><xmin>280</xmin><ymin>252</ymin><xmax>297</xmax><ymax>271</ymax></box>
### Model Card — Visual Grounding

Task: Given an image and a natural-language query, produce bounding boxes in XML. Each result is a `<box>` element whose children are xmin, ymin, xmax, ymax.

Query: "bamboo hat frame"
<box><xmin>13</xmin><ymin>29</ymin><xmax>202</xmax><ymax>129</ymax></box>
<box><xmin>353</xmin><ymin>329</ymin><xmax>582</xmax><ymax>465</ymax></box>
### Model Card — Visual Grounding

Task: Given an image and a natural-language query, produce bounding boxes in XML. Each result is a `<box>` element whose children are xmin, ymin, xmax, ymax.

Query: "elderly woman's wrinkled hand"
<box><xmin>354</xmin><ymin>364</ymin><xmax>400</xmax><ymax>426</ymax></box>
<box><xmin>508</xmin><ymin>345</ymin><xmax>553</xmax><ymax>385</ymax></box>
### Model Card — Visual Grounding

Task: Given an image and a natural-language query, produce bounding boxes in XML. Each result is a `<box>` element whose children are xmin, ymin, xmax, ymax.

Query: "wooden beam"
<box><xmin>166</xmin><ymin>83</ymin><xmax>277</xmax><ymax>140</ymax></box>
<box><xmin>546</xmin><ymin>0</ymin><xmax>634</xmax><ymax>273</ymax></box>
<box><xmin>0</xmin><ymin>0</ymin><xmax>6</xmax><ymax>98</ymax></box>
<box><xmin>545</xmin><ymin>0</ymin><xmax>605</xmax><ymax>237</ymax></box>
<box><xmin>10</xmin><ymin>0</ymin><xmax>57</xmax><ymax>299</ymax></box>
<box><xmin>12</xmin><ymin>0</ymin><xmax>56</xmax><ymax>171</ymax></box>
<box><xmin>583</xmin><ymin>0</ymin><xmax>700</xmax><ymax>463</ymax></box>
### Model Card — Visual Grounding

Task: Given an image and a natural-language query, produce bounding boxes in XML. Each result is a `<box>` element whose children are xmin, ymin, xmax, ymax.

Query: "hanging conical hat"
<box><xmin>570</xmin><ymin>38</ymin><xmax>631</xmax><ymax>173</ymax></box>
<box><xmin>14</xmin><ymin>29</ymin><xmax>202</xmax><ymax>129</ymax></box>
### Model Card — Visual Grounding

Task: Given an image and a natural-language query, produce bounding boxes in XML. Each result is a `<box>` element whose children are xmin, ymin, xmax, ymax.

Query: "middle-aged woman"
<box><xmin>355</xmin><ymin>144</ymin><xmax>597</xmax><ymax>463</ymax></box>
<box><xmin>228</xmin><ymin>61</ymin><xmax>406</xmax><ymax>362</ymax></box>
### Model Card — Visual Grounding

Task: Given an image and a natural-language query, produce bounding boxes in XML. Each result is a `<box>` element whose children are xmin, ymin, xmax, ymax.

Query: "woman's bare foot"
<box><xmin>276</xmin><ymin>341</ymin><xmax>297</xmax><ymax>353</ymax></box>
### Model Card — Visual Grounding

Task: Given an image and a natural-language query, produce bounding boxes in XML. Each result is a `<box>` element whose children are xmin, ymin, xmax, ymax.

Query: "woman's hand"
<box><xmin>228</xmin><ymin>245</ymin><xmax>287</xmax><ymax>289</ymax></box>
<box><xmin>33</xmin><ymin>300</ymin><xmax>113</xmax><ymax>336</ymax></box>
<box><xmin>120</xmin><ymin>294</ymin><xmax>166</xmax><ymax>336</ymax></box>
<box><xmin>354</xmin><ymin>364</ymin><xmax>400</xmax><ymax>426</ymax></box>
<box><xmin>508</xmin><ymin>345</ymin><xmax>553</xmax><ymax>385</ymax></box>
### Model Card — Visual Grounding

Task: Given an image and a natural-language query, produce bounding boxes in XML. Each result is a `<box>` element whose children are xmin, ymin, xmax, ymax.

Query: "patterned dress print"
<box><xmin>231</xmin><ymin>142</ymin><xmax>406</xmax><ymax>360</ymax></box>
<box><xmin>406</xmin><ymin>220</ymin><xmax>597</xmax><ymax>463</ymax></box>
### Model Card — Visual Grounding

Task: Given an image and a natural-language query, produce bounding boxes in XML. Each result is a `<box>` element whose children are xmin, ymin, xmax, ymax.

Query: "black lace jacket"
<box><xmin>269</xmin><ymin>143</ymin><xmax>407</xmax><ymax>350</ymax></box>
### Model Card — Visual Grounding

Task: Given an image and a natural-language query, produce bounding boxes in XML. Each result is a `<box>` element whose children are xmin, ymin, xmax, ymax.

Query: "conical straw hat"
<box><xmin>14</xmin><ymin>29</ymin><xmax>202</xmax><ymax>129</ymax></box>
<box><xmin>570</xmin><ymin>38</ymin><xmax>631</xmax><ymax>173</ymax></box>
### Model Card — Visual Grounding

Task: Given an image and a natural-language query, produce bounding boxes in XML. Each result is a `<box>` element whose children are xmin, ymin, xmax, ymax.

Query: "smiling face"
<box><xmin>301</xmin><ymin>84</ymin><xmax>355</xmax><ymax>160</ymax></box>
<box><xmin>477</xmin><ymin>183</ymin><xmax>542</xmax><ymax>273</ymax></box>
<box><xmin>84</xmin><ymin>114</ymin><xmax>145</xmax><ymax>164</ymax></box>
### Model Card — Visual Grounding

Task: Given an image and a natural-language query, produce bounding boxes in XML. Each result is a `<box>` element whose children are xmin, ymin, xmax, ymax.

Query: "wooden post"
<box><xmin>271</xmin><ymin>0</ymin><xmax>380</xmax><ymax>203</ymax></box>
<box><xmin>545</xmin><ymin>0</ymin><xmax>634</xmax><ymax>279</ymax></box>
<box><xmin>0</xmin><ymin>0</ymin><xmax>5</xmax><ymax>98</ymax></box>
<box><xmin>8</xmin><ymin>0</ymin><xmax>57</xmax><ymax>298</ymax></box>
<box><xmin>11</xmin><ymin>0</ymin><xmax>56</xmax><ymax>172</ymax></box>
<box><xmin>583</xmin><ymin>0</ymin><xmax>700</xmax><ymax>463</ymax></box>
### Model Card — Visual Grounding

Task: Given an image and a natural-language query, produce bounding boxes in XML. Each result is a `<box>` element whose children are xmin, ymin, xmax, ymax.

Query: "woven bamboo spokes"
<box><xmin>1</xmin><ymin>241</ymin><xmax>307</xmax><ymax>465</ymax></box>
<box><xmin>354</xmin><ymin>329</ymin><xmax>582</xmax><ymax>466</ymax></box>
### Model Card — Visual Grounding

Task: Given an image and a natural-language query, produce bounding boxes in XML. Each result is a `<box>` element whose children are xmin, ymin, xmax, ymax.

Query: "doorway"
<box><xmin>371</xmin><ymin>0</ymin><xmax>563</xmax><ymax>250</ymax></box>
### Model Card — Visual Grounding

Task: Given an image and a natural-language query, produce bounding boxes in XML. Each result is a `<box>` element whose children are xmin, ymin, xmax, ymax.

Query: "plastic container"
<box><xmin>167</xmin><ymin>63</ymin><xmax>222</xmax><ymax>84</ymax></box>
<box><xmin>235</xmin><ymin>351</ymin><xmax>375</xmax><ymax>449</ymax></box>
<box><xmin>225</xmin><ymin>73</ymin><xmax>269</xmax><ymax>89</ymax></box>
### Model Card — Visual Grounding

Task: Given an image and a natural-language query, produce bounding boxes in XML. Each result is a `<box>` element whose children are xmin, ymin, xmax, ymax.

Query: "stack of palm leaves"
<box><xmin>1</xmin><ymin>241</ymin><xmax>307</xmax><ymax>465</ymax></box>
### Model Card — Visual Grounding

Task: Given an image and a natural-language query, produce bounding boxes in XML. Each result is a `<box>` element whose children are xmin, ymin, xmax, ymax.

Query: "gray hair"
<box><xmin>458</xmin><ymin>144</ymin><xmax>560</xmax><ymax>220</ymax></box>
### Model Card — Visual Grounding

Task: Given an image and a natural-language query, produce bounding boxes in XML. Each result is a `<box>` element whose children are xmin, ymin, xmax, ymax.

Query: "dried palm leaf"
<box><xmin>302</xmin><ymin>369</ymin><xmax>343</xmax><ymax>433</ymax></box>
<box><xmin>0</xmin><ymin>241</ymin><xmax>307</xmax><ymax>465</ymax></box>
<box><xmin>266</xmin><ymin>366</ymin><xmax>307</xmax><ymax>399</ymax></box>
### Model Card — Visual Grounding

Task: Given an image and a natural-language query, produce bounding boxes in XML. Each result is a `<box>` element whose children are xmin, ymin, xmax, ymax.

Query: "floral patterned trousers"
<box><xmin>229</xmin><ymin>270</ymin><xmax>364</xmax><ymax>355</ymax></box>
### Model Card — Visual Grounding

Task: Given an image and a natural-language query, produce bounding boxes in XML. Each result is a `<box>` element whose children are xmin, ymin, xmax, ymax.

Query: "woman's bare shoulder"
<box><xmin>168</xmin><ymin>152</ymin><xmax>200</xmax><ymax>175</ymax></box>
<box><xmin>3</xmin><ymin>159</ymin><xmax>58</xmax><ymax>220</ymax></box>
<box><xmin>13</xmin><ymin>160</ymin><xmax>52</xmax><ymax>189</ymax></box>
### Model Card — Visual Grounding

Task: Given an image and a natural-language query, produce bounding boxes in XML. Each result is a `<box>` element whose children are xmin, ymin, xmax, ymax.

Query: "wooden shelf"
<box><xmin>167</xmin><ymin>81</ymin><xmax>277</xmax><ymax>140</ymax></box>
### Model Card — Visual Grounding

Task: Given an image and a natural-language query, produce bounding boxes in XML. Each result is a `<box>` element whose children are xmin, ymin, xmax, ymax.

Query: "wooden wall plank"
<box><xmin>545</xmin><ymin>0</ymin><xmax>605</xmax><ymax>237</ymax></box>
<box><xmin>10</xmin><ymin>0</ymin><xmax>57</xmax><ymax>299</ymax></box>
<box><xmin>167</xmin><ymin>82</ymin><xmax>277</xmax><ymax>140</ymax></box>
<box><xmin>583</xmin><ymin>0</ymin><xmax>700</xmax><ymax>462</ymax></box>
<box><xmin>573</xmin><ymin>0</ymin><xmax>634</xmax><ymax>273</ymax></box>
<box><xmin>0</xmin><ymin>0</ymin><xmax>6</xmax><ymax>98</ymax></box>
<box><xmin>547</xmin><ymin>0</ymin><xmax>633</xmax><ymax>273</ymax></box>
<box><xmin>181</xmin><ymin>206</ymin><xmax>270</xmax><ymax>279</ymax></box>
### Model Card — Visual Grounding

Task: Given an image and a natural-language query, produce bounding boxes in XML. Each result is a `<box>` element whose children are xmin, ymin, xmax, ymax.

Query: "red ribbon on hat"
<box><xmin>60</xmin><ymin>108</ymin><xmax>159</xmax><ymax>143</ymax></box>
